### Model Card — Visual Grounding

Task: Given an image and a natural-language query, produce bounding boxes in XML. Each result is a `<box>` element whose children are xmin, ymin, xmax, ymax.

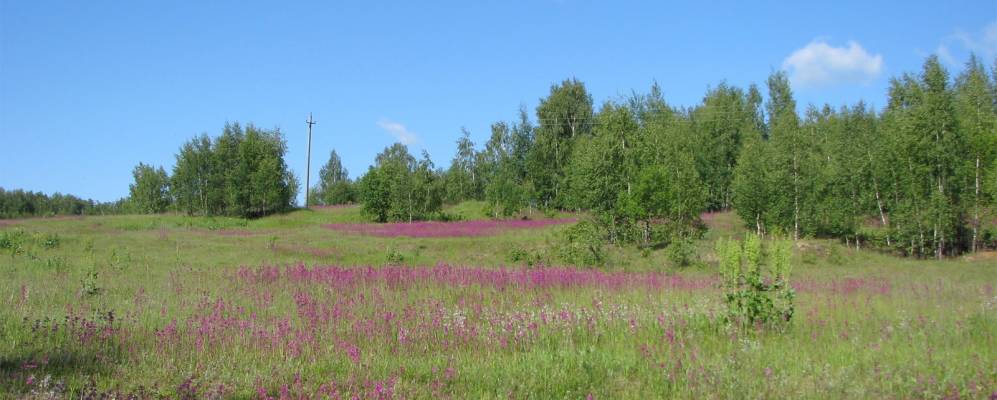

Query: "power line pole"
<box><xmin>305</xmin><ymin>113</ymin><xmax>316</xmax><ymax>207</ymax></box>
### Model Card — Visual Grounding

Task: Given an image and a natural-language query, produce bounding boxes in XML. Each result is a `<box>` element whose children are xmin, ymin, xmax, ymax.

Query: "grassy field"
<box><xmin>1</xmin><ymin>203</ymin><xmax>994</xmax><ymax>399</ymax></box>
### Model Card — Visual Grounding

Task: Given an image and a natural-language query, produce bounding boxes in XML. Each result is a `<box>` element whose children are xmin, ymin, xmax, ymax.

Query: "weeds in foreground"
<box><xmin>716</xmin><ymin>235</ymin><xmax>795</xmax><ymax>329</ymax></box>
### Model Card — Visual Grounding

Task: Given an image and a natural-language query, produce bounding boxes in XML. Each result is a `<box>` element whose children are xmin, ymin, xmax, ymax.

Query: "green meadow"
<box><xmin>1</xmin><ymin>204</ymin><xmax>994</xmax><ymax>399</ymax></box>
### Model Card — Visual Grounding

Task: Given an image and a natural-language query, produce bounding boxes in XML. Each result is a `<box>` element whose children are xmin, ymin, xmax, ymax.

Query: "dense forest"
<box><xmin>3</xmin><ymin>55</ymin><xmax>995</xmax><ymax>258</ymax></box>
<box><xmin>352</xmin><ymin>55</ymin><xmax>997</xmax><ymax>258</ymax></box>
<box><xmin>0</xmin><ymin>188</ymin><xmax>127</xmax><ymax>219</ymax></box>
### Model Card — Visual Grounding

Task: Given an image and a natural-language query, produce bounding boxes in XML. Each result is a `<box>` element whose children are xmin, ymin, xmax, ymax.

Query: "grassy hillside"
<box><xmin>1</xmin><ymin>205</ymin><xmax>994</xmax><ymax>398</ymax></box>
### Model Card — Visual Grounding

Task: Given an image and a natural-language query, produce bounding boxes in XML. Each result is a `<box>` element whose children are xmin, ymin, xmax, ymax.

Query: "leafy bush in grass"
<box><xmin>665</xmin><ymin>235</ymin><xmax>698</xmax><ymax>267</ymax></box>
<box><xmin>558</xmin><ymin>220</ymin><xmax>605</xmax><ymax>266</ymax></box>
<box><xmin>716</xmin><ymin>235</ymin><xmax>794</xmax><ymax>328</ymax></box>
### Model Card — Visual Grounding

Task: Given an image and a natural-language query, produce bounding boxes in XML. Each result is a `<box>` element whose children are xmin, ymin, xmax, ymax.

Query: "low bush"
<box><xmin>716</xmin><ymin>235</ymin><xmax>794</xmax><ymax>329</ymax></box>
<box><xmin>558</xmin><ymin>220</ymin><xmax>605</xmax><ymax>267</ymax></box>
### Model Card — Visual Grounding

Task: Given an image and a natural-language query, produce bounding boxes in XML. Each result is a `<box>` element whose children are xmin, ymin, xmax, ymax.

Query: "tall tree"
<box><xmin>129</xmin><ymin>163</ymin><xmax>171</xmax><ymax>214</ymax></box>
<box><xmin>482</xmin><ymin>109</ymin><xmax>535</xmax><ymax>217</ymax></box>
<box><xmin>882</xmin><ymin>58</ymin><xmax>968</xmax><ymax>257</ymax></box>
<box><xmin>171</xmin><ymin>134</ymin><xmax>214</xmax><ymax>215</ymax></box>
<box><xmin>445</xmin><ymin>128</ymin><xmax>478</xmax><ymax>203</ymax></box>
<box><xmin>917</xmin><ymin>56</ymin><xmax>966</xmax><ymax>258</ymax></box>
<box><xmin>527</xmin><ymin>78</ymin><xmax>593</xmax><ymax>208</ymax></box>
<box><xmin>954</xmin><ymin>55</ymin><xmax>996</xmax><ymax>252</ymax></box>
<box><xmin>169</xmin><ymin>123</ymin><xmax>296</xmax><ymax>218</ymax></box>
<box><xmin>359</xmin><ymin>143</ymin><xmax>441</xmax><ymax>222</ymax></box>
<box><xmin>313</xmin><ymin>150</ymin><xmax>354</xmax><ymax>205</ymax></box>
<box><xmin>765</xmin><ymin>71</ymin><xmax>808</xmax><ymax>239</ymax></box>
<box><xmin>564</xmin><ymin>102</ymin><xmax>637</xmax><ymax>213</ymax></box>
<box><xmin>691</xmin><ymin>83</ymin><xmax>757</xmax><ymax>210</ymax></box>
<box><xmin>732</xmin><ymin>131</ymin><xmax>773</xmax><ymax>235</ymax></box>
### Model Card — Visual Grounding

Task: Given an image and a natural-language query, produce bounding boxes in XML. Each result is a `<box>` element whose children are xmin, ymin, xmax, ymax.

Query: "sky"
<box><xmin>2</xmin><ymin>0</ymin><xmax>996</xmax><ymax>203</ymax></box>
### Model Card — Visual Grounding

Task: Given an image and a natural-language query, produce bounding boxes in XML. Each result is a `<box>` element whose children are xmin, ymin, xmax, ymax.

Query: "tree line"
<box><xmin>0</xmin><ymin>188</ymin><xmax>127</xmax><ymax>219</ymax></box>
<box><xmin>351</xmin><ymin>55</ymin><xmax>995</xmax><ymax>257</ymax></box>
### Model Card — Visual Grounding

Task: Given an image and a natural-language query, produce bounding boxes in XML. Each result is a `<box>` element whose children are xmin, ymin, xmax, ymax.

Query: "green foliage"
<box><xmin>717</xmin><ymin>236</ymin><xmax>795</xmax><ymax>329</ymax></box>
<box><xmin>40</xmin><ymin>233</ymin><xmax>60</xmax><ymax>249</ymax></box>
<box><xmin>385</xmin><ymin>247</ymin><xmax>405</xmax><ymax>265</ymax></box>
<box><xmin>484</xmin><ymin>172</ymin><xmax>527</xmax><ymax>218</ymax></box>
<box><xmin>558</xmin><ymin>219</ymin><xmax>606</xmax><ymax>266</ymax></box>
<box><xmin>0</xmin><ymin>187</ymin><xmax>121</xmax><ymax>219</ymax></box>
<box><xmin>691</xmin><ymin>83</ymin><xmax>763</xmax><ymax>210</ymax></box>
<box><xmin>0</xmin><ymin>229</ymin><xmax>26</xmax><ymax>250</ymax></box>
<box><xmin>444</xmin><ymin>111</ymin><xmax>536</xmax><ymax>217</ymax></box>
<box><xmin>954</xmin><ymin>55</ymin><xmax>997</xmax><ymax>252</ymax></box>
<box><xmin>664</xmin><ymin>235</ymin><xmax>697</xmax><ymax>267</ymax></box>
<box><xmin>171</xmin><ymin>123</ymin><xmax>297</xmax><ymax>218</ymax></box>
<box><xmin>508</xmin><ymin>247</ymin><xmax>548</xmax><ymax>267</ymax></box>
<box><xmin>877</xmin><ymin>57</ymin><xmax>970</xmax><ymax>257</ymax></box>
<box><xmin>527</xmin><ymin>78</ymin><xmax>594</xmax><ymax>209</ymax></box>
<box><xmin>731</xmin><ymin>133</ymin><xmax>772</xmax><ymax>235</ymax></box>
<box><xmin>81</xmin><ymin>267</ymin><xmax>101</xmax><ymax>297</ymax></box>
<box><xmin>129</xmin><ymin>162</ymin><xmax>172</xmax><ymax>214</ymax></box>
<box><xmin>358</xmin><ymin>144</ymin><xmax>443</xmax><ymax>222</ymax></box>
<box><xmin>445</xmin><ymin>128</ymin><xmax>480</xmax><ymax>203</ymax></box>
<box><xmin>606</xmin><ymin>157</ymin><xmax>707</xmax><ymax>246</ymax></box>
<box><xmin>357</xmin><ymin>166</ymin><xmax>391</xmax><ymax>222</ymax></box>
<box><xmin>563</xmin><ymin>103</ymin><xmax>638</xmax><ymax>213</ymax></box>
<box><xmin>0</xmin><ymin>230</ymin><xmax>63</xmax><ymax>258</ymax></box>
<box><xmin>311</xmin><ymin>150</ymin><xmax>355</xmax><ymax>206</ymax></box>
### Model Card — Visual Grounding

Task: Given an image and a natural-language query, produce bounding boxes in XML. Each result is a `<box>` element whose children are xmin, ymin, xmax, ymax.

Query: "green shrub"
<box><xmin>82</xmin><ymin>267</ymin><xmax>102</xmax><ymax>296</ymax></box>
<box><xmin>0</xmin><ymin>229</ymin><xmax>26</xmax><ymax>250</ymax></box>
<box><xmin>385</xmin><ymin>248</ymin><xmax>405</xmax><ymax>265</ymax></box>
<box><xmin>508</xmin><ymin>247</ymin><xmax>549</xmax><ymax>267</ymax></box>
<box><xmin>664</xmin><ymin>235</ymin><xmax>697</xmax><ymax>267</ymax></box>
<box><xmin>558</xmin><ymin>220</ymin><xmax>605</xmax><ymax>267</ymax></box>
<box><xmin>716</xmin><ymin>235</ymin><xmax>795</xmax><ymax>329</ymax></box>
<box><xmin>41</xmin><ymin>233</ymin><xmax>60</xmax><ymax>249</ymax></box>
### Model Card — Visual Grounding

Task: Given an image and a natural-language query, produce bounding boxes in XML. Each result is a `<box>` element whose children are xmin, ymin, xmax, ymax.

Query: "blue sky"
<box><xmin>2</xmin><ymin>0</ymin><xmax>996</xmax><ymax>203</ymax></box>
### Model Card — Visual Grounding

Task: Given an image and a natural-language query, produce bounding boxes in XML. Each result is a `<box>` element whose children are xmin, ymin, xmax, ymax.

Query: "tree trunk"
<box><xmin>793</xmin><ymin>153</ymin><xmax>800</xmax><ymax>240</ymax></box>
<box><xmin>973</xmin><ymin>156</ymin><xmax>980</xmax><ymax>253</ymax></box>
<box><xmin>873</xmin><ymin>177</ymin><xmax>890</xmax><ymax>246</ymax></box>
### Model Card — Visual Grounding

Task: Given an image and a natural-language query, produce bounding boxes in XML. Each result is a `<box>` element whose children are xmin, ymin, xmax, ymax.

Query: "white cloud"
<box><xmin>377</xmin><ymin>119</ymin><xmax>418</xmax><ymax>145</ymax></box>
<box><xmin>936</xmin><ymin>44</ymin><xmax>957</xmax><ymax>66</ymax></box>
<box><xmin>936</xmin><ymin>21</ymin><xmax>997</xmax><ymax>65</ymax></box>
<box><xmin>782</xmin><ymin>40</ymin><xmax>884</xmax><ymax>88</ymax></box>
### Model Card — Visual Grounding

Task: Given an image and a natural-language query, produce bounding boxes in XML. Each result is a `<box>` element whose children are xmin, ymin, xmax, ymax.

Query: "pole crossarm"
<box><xmin>305</xmin><ymin>113</ymin><xmax>316</xmax><ymax>207</ymax></box>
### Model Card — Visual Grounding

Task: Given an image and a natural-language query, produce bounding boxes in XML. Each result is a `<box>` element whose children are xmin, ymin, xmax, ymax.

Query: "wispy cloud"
<box><xmin>782</xmin><ymin>39</ymin><xmax>884</xmax><ymax>88</ymax></box>
<box><xmin>376</xmin><ymin>119</ymin><xmax>418</xmax><ymax>145</ymax></box>
<box><xmin>934</xmin><ymin>21</ymin><xmax>997</xmax><ymax>65</ymax></box>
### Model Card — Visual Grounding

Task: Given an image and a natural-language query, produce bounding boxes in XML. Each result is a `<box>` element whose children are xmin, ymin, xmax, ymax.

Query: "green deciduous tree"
<box><xmin>311</xmin><ymin>150</ymin><xmax>355</xmax><ymax>205</ymax></box>
<box><xmin>691</xmin><ymin>83</ymin><xmax>760</xmax><ymax>210</ymax></box>
<box><xmin>358</xmin><ymin>143</ymin><xmax>443</xmax><ymax>222</ymax></box>
<box><xmin>170</xmin><ymin>123</ymin><xmax>297</xmax><ymax>218</ymax></box>
<box><xmin>527</xmin><ymin>78</ymin><xmax>593</xmax><ymax>209</ymax></box>
<box><xmin>445</xmin><ymin>128</ymin><xmax>478</xmax><ymax>203</ymax></box>
<box><xmin>732</xmin><ymin>131</ymin><xmax>773</xmax><ymax>235</ymax></box>
<box><xmin>954</xmin><ymin>55</ymin><xmax>997</xmax><ymax>252</ymax></box>
<box><xmin>129</xmin><ymin>163</ymin><xmax>171</xmax><ymax>214</ymax></box>
<box><xmin>765</xmin><ymin>71</ymin><xmax>808</xmax><ymax>239</ymax></box>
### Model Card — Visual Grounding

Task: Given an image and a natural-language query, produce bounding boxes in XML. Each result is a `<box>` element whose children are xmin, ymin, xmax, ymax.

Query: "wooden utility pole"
<box><xmin>305</xmin><ymin>113</ymin><xmax>316</xmax><ymax>207</ymax></box>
